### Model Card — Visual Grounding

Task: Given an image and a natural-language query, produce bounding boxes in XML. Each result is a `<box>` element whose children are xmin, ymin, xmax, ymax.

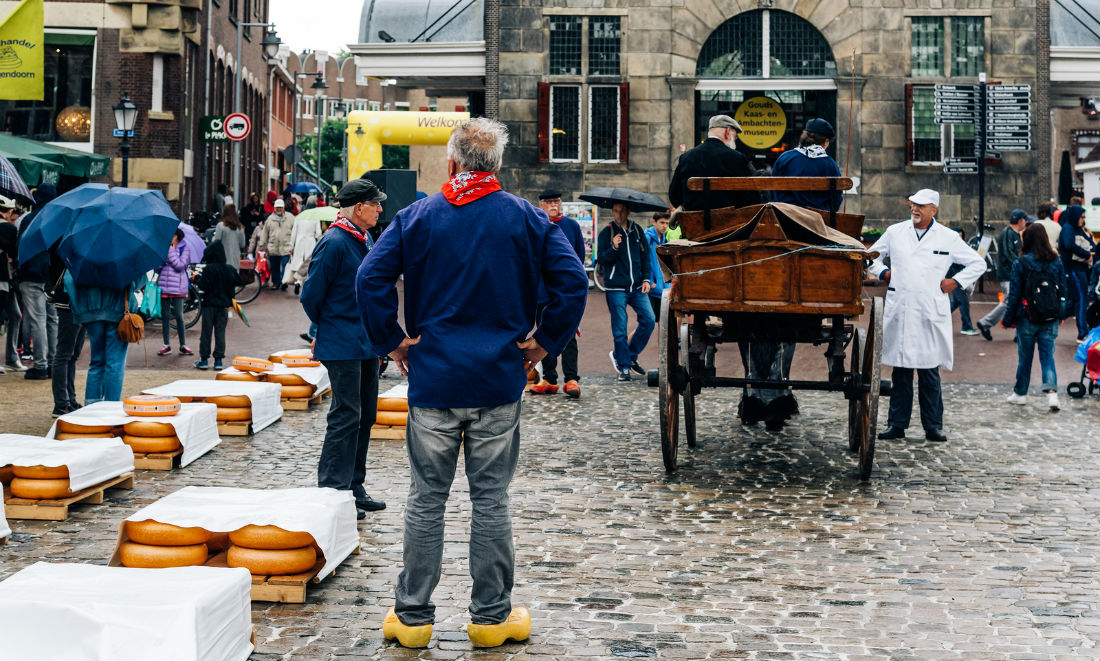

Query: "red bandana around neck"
<box><xmin>332</xmin><ymin>216</ymin><xmax>368</xmax><ymax>244</ymax></box>
<box><xmin>441</xmin><ymin>171</ymin><xmax>501</xmax><ymax>206</ymax></box>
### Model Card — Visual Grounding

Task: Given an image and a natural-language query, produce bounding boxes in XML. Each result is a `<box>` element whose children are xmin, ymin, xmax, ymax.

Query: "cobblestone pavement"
<box><xmin>4</xmin><ymin>377</ymin><xmax>1100</xmax><ymax>660</ymax></box>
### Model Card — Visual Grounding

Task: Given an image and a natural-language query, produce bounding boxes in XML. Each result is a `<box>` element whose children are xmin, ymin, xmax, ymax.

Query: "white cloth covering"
<box><xmin>124</xmin><ymin>486</ymin><xmax>359</xmax><ymax>579</ymax></box>
<box><xmin>0</xmin><ymin>562</ymin><xmax>253</xmax><ymax>661</ymax></box>
<box><xmin>47</xmin><ymin>401</ymin><xmax>220</xmax><ymax>468</ymax></box>
<box><xmin>219</xmin><ymin>364</ymin><xmax>330</xmax><ymax>393</ymax></box>
<box><xmin>379</xmin><ymin>384</ymin><xmax>408</xmax><ymax>399</ymax></box>
<box><xmin>0</xmin><ymin>434</ymin><xmax>134</xmax><ymax>492</ymax></box>
<box><xmin>269</xmin><ymin>348</ymin><xmax>312</xmax><ymax>360</ymax></box>
<box><xmin>141</xmin><ymin>380</ymin><xmax>283</xmax><ymax>432</ymax></box>
<box><xmin>0</xmin><ymin>497</ymin><xmax>9</xmax><ymax>539</ymax></box>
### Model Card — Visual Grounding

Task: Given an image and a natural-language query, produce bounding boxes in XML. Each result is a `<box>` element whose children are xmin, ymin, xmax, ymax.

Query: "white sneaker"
<box><xmin>1006</xmin><ymin>392</ymin><xmax>1028</xmax><ymax>405</ymax></box>
<box><xmin>1047</xmin><ymin>392</ymin><xmax>1060</xmax><ymax>412</ymax></box>
<box><xmin>6</xmin><ymin>359</ymin><xmax>27</xmax><ymax>371</ymax></box>
<box><xmin>608</xmin><ymin>349</ymin><xmax>618</xmax><ymax>372</ymax></box>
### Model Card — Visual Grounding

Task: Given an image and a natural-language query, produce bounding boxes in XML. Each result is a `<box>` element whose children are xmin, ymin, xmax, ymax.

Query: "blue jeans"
<box><xmin>397</xmin><ymin>400</ymin><xmax>522</xmax><ymax>626</ymax></box>
<box><xmin>84</xmin><ymin>321</ymin><xmax>128</xmax><ymax>404</ymax></box>
<box><xmin>1014</xmin><ymin>318</ymin><xmax>1058</xmax><ymax>395</ymax></box>
<box><xmin>605</xmin><ymin>289</ymin><xmax>655</xmax><ymax>370</ymax></box>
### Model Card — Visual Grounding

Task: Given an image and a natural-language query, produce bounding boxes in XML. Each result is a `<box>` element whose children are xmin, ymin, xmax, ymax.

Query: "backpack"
<box><xmin>1023</xmin><ymin>261</ymin><xmax>1064</xmax><ymax>324</ymax></box>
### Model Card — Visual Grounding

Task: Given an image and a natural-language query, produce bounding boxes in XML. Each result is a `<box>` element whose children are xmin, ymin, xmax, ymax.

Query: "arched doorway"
<box><xmin>695</xmin><ymin>9</ymin><xmax>838</xmax><ymax>171</ymax></box>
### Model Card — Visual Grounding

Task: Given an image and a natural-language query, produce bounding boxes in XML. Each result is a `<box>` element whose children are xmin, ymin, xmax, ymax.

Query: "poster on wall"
<box><xmin>562</xmin><ymin>201</ymin><xmax>598</xmax><ymax>268</ymax></box>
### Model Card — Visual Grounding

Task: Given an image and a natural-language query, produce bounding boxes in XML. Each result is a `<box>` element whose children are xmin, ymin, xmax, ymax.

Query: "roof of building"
<box><xmin>359</xmin><ymin>0</ymin><xmax>484</xmax><ymax>44</ymax></box>
<box><xmin>1052</xmin><ymin>0</ymin><xmax>1100</xmax><ymax>48</ymax></box>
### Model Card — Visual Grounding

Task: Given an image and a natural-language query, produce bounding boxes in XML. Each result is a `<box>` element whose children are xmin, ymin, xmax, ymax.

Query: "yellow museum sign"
<box><xmin>734</xmin><ymin>96</ymin><xmax>787</xmax><ymax>150</ymax></box>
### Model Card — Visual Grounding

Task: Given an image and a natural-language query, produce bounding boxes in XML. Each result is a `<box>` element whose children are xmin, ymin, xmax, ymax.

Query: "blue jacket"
<box><xmin>357</xmin><ymin>189</ymin><xmax>588</xmax><ymax>409</ymax></box>
<box><xmin>1058</xmin><ymin>208</ymin><xmax>1094</xmax><ymax>270</ymax></box>
<box><xmin>301</xmin><ymin>225</ymin><xmax>376</xmax><ymax>361</ymax></box>
<box><xmin>644</xmin><ymin>226</ymin><xmax>668</xmax><ymax>300</ymax></box>
<box><xmin>65</xmin><ymin>273</ymin><xmax>143</xmax><ymax>325</ymax></box>
<box><xmin>538</xmin><ymin>215</ymin><xmax>586</xmax><ymax>307</ymax></box>
<box><xmin>596</xmin><ymin>220</ymin><xmax>651</xmax><ymax>292</ymax></box>
<box><xmin>771</xmin><ymin>146</ymin><xmax>842</xmax><ymax>211</ymax></box>
<box><xmin>1003</xmin><ymin>253</ymin><xmax>1066</xmax><ymax>326</ymax></box>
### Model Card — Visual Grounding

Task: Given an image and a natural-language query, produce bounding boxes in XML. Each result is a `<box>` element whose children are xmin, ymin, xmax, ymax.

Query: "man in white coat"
<box><xmin>869</xmin><ymin>189</ymin><xmax>985</xmax><ymax>442</ymax></box>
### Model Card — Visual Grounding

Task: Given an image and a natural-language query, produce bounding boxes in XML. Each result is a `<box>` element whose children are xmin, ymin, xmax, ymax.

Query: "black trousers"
<box><xmin>318</xmin><ymin>359</ymin><xmax>379</xmax><ymax>499</ymax></box>
<box><xmin>539</xmin><ymin>335</ymin><xmax>579</xmax><ymax>384</ymax></box>
<box><xmin>886</xmin><ymin>367</ymin><xmax>943</xmax><ymax>432</ymax></box>
<box><xmin>51</xmin><ymin>305</ymin><xmax>85</xmax><ymax>409</ymax></box>
<box><xmin>199</xmin><ymin>306</ymin><xmax>228</xmax><ymax>360</ymax></box>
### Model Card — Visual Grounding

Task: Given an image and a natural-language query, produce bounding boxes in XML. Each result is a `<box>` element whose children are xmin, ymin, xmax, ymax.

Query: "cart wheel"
<box><xmin>858</xmin><ymin>297</ymin><xmax>884</xmax><ymax>481</ymax></box>
<box><xmin>847</xmin><ymin>329</ymin><xmax>865</xmax><ymax>454</ymax></box>
<box><xmin>1067</xmin><ymin>382</ymin><xmax>1086</xmax><ymax>398</ymax></box>
<box><xmin>680</xmin><ymin>322</ymin><xmax>697</xmax><ymax>449</ymax></box>
<box><xmin>658</xmin><ymin>290</ymin><xmax>680</xmax><ymax>472</ymax></box>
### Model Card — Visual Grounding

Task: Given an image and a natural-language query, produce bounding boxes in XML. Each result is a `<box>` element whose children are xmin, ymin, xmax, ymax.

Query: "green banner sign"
<box><xmin>200</xmin><ymin>115</ymin><xmax>228</xmax><ymax>142</ymax></box>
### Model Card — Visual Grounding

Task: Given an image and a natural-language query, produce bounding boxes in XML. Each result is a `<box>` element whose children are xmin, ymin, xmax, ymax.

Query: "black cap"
<box><xmin>538</xmin><ymin>188</ymin><xmax>561</xmax><ymax>200</ymax></box>
<box><xmin>805</xmin><ymin>117</ymin><xmax>835</xmax><ymax>138</ymax></box>
<box><xmin>336</xmin><ymin>178</ymin><xmax>387</xmax><ymax>206</ymax></box>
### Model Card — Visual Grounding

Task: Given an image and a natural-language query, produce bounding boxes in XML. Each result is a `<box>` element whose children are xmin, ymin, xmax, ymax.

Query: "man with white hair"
<box><xmin>668</xmin><ymin>114</ymin><xmax>763</xmax><ymax>211</ymax></box>
<box><xmin>869</xmin><ymin>189</ymin><xmax>985</xmax><ymax>443</ymax></box>
<box><xmin>358</xmin><ymin>118</ymin><xmax>588</xmax><ymax>649</ymax></box>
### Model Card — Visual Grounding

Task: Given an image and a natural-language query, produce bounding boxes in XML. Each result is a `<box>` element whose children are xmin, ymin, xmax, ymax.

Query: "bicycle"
<box><xmin>966</xmin><ymin>215</ymin><xmax>998</xmax><ymax>278</ymax></box>
<box><xmin>234</xmin><ymin>258</ymin><xmax>262</xmax><ymax>305</ymax></box>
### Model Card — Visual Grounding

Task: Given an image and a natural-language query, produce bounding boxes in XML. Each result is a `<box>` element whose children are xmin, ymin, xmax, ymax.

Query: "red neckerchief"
<box><xmin>332</xmin><ymin>216</ymin><xmax>368</xmax><ymax>244</ymax></box>
<box><xmin>441</xmin><ymin>171</ymin><xmax>501</xmax><ymax>206</ymax></box>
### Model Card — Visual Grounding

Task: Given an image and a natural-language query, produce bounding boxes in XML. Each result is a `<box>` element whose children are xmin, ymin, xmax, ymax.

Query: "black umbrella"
<box><xmin>1058</xmin><ymin>150</ymin><xmax>1074</xmax><ymax>205</ymax></box>
<box><xmin>578</xmin><ymin>187</ymin><xmax>669</xmax><ymax>213</ymax></box>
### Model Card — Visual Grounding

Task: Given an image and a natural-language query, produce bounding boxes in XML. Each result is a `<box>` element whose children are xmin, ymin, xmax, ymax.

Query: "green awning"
<box><xmin>0</xmin><ymin>134</ymin><xmax>110</xmax><ymax>180</ymax></box>
<box><xmin>0</xmin><ymin>139</ymin><xmax>63</xmax><ymax>187</ymax></box>
<box><xmin>292</xmin><ymin>161</ymin><xmax>333</xmax><ymax>190</ymax></box>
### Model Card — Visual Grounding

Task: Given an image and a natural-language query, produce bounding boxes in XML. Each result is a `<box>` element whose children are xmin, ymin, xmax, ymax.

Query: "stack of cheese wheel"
<box><xmin>122</xmin><ymin>419</ymin><xmax>181</xmax><ymax>454</ymax></box>
<box><xmin>119</xmin><ymin>520</ymin><xmax>211</xmax><ymax>568</ymax></box>
<box><xmin>282</xmin><ymin>355</ymin><xmax>321</xmax><ymax>369</ymax></box>
<box><xmin>215</xmin><ymin>356</ymin><xmax>272</xmax><ymax>382</ymax></box>
<box><xmin>0</xmin><ymin>464</ymin><xmax>11</xmax><ymax>486</ymax></box>
<box><xmin>268</xmin><ymin>349</ymin><xmax>312</xmax><ymax>364</ymax></box>
<box><xmin>264</xmin><ymin>370</ymin><xmax>316</xmax><ymax>400</ymax></box>
<box><xmin>123</xmin><ymin>394</ymin><xmax>182</xmax><ymax>417</ymax></box>
<box><xmin>9</xmin><ymin>464</ymin><xmax>72</xmax><ymax>500</ymax></box>
<box><xmin>205</xmin><ymin>392</ymin><xmax>253</xmax><ymax>422</ymax></box>
<box><xmin>54</xmin><ymin>419</ymin><xmax>120</xmax><ymax>441</ymax></box>
<box><xmin>226</xmin><ymin>524</ymin><xmax>318</xmax><ymax>576</ymax></box>
<box><xmin>376</xmin><ymin>394</ymin><xmax>408</xmax><ymax>427</ymax></box>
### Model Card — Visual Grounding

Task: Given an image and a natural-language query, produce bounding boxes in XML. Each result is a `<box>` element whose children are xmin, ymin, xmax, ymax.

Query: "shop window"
<box><xmin>951</xmin><ymin>17</ymin><xmax>984</xmax><ymax>78</ymax></box>
<box><xmin>588</xmin><ymin>17</ymin><xmax>621</xmax><ymax>76</ymax></box>
<box><xmin>0</xmin><ymin>32</ymin><xmax>95</xmax><ymax>143</ymax></box>
<box><xmin>549</xmin><ymin>16</ymin><xmax>582</xmax><ymax>76</ymax></box>
<box><xmin>696</xmin><ymin>10</ymin><xmax>835</xmax><ymax>79</ymax></box>
<box><xmin>911</xmin><ymin>17</ymin><xmax>944</xmax><ymax>77</ymax></box>
<box><xmin>906</xmin><ymin>84</ymin><xmax>973</xmax><ymax>164</ymax></box>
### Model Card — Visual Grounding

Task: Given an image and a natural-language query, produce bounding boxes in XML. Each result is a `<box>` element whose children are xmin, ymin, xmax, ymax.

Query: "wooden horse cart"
<box><xmin>652</xmin><ymin>177</ymin><xmax>885</xmax><ymax>480</ymax></box>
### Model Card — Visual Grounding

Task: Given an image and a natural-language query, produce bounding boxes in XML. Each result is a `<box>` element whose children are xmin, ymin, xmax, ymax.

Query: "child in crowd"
<box><xmin>193</xmin><ymin>243</ymin><xmax>242</xmax><ymax>370</ymax></box>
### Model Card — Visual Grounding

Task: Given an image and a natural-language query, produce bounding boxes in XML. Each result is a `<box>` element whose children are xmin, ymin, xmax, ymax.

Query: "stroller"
<box><xmin>1067</xmin><ymin>302</ymin><xmax>1100</xmax><ymax>398</ymax></box>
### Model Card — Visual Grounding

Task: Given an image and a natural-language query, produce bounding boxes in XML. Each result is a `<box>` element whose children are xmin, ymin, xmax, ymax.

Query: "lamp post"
<box><xmin>291</xmin><ymin>72</ymin><xmax>327</xmax><ymax>185</ymax></box>
<box><xmin>344</xmin><ymin>122</ymin><xmax>364</xmax><ymax>184</ymax></box>
<box><xmin>233</xmin><ymin>24</ymin><xmax>281</xmax><ymax>204</ymax></box>
<box><xmin>112</xmin><ymin>93</ymin><xmax>138</xmax><ymax>188</ymax></box>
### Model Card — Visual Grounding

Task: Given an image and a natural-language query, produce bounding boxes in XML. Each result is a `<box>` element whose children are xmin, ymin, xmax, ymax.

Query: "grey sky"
<box><xmin>269</xmin><ymin>0</ymin><xmax>362</xmax><ymax>55</ymax></box>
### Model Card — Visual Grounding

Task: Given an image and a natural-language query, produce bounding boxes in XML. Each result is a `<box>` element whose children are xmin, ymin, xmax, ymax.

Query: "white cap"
<box><xmin>273</xmin><ymin>198</ymin><xmax>285</xmax><ymax>208</ymax></box>
<box><xmin>908</xmin><ymin>189</ymin><xmax>939</xmax><ymax>206</ymax></box>
<box><xmin>0</xmin><ymin>193</ymin><xmax>14</xmax><ymax>209</ymax></box>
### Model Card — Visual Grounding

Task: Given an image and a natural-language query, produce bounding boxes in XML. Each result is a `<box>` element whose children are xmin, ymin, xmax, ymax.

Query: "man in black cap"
<box><xmin>300</xmin><ymin>177</ymin><xmax>388</xmax><ymax>519</ymax></box>
<box><xmin>530</xmin><ymin>189</ymin><xmax>586</xmax><ymax>398</ymax></box>
<box><xmin>771</xmin><ymin>117</ymin><xmax>842</xmax><ymax>212</ymax></box>
<box><xmin>668</xmin><ymin>114</ymin><xmax>763</xmax><ymax>211</ymax></box>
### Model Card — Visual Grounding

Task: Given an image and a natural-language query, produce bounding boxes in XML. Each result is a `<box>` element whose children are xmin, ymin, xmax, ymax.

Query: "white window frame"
<box><xmin>909</xmin><ymin>85</ymin><xmax>974</xmax><ymax>166</ymax></box>
<box><xmin>368</xmin><ymin>100</ymin><xmax>380</xmax><ymax>111</ymax></box>
<box><xmin>151</xmin><ymin>54</ymin><xmax>165</xmax><ymax>112</ymax></box>
<box><xmin>587</xmin><ymin>85</ymin><xmax>621</xmax><ymax>164</ymax></box>
<box><xmin>550</xmin><ymin>84</ymin><xmax>581</xmax><ymax>163</ymax></box>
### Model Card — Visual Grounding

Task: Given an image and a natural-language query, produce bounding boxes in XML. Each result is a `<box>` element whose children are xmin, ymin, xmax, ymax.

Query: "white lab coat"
<box><xmin>869</xmin><ymin>219</ymin><xmax>985</xmax><ymax>370</ymax></box>
<box><xmin>283</xmin><ymin>217</ymin><xmax>322</xmax><ymax>285</ymax></box>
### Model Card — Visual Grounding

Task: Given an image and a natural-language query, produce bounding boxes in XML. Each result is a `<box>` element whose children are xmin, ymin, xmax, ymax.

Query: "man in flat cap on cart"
<box><xmin>669</xmin><ymin>114</ymin><xmax>763</xmax><ymax>212</ymax></box>
<box><xmin>869</xmin><ymin>189</ymin><xmax>985</xmax><ymax>443</ymax></box>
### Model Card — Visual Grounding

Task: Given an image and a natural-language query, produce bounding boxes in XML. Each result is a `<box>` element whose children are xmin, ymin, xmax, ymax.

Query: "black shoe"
<box><xmin>978</xmin><ymin>323</ymin><xmax>993</xmax><ymax>341</ymax></box>
<box><xmin>776</xmin><ymin>393</ymin><xmax>799</xmax><ymax>420</ymax></box>
<box><xmin>924</xmin><ymin>428</ymin><xmax>948</xmax><ymax>443</ymax></box>
<box><xmin>51</xmin><ymin>406</ymin><xmax>71</xmax><ymax>416</ymax></box>
<box><xmin>355</xmin><ymin>496</ymin><xmax>386</xmax><ymax>512</ymax></box>
<box><xmin>24</xmin><ymin>368</ymin><xmax>49</xmax><ymax>380</ymax></box>
<box><xmin>299</xmin><ymin>333</ymin><xmax>314</xmax><ymax>343</ymax></box>
<box><xmin>617</xmin><ymin>369</ymin><xmax>631</xmax><ymax>382</ymax></box>
<box><xmin>280</xmin><ymin>283</ymin><xmax>289</xmax><ymax>291</ymax></box>
<box><xmin>739</xmin><ymin>395</ymin><xmax>765</xmax><ymax>425</ymax></box>
<box><xmin>878</xmin><ymin>426</ymin><xmax>905</xmax><ymax>440</ymax></box>
<box><xmin>630</xmin><ymin>360</ymin><xmax>645</xmax><ymax>376</ymax></box>
<box><xmin>356</xmin><ymin>508</ymin><xmax>366</xmax><ymax>520</ymax></box>
<box><xmin>763</xmin><ymin>398</ymin><xmax>788</xmax><ymax>431</ymax></box>
<box><xmin>294</xmin><ymin>283</ymin><xmax>301</xmax><ymax>295</ymax></box>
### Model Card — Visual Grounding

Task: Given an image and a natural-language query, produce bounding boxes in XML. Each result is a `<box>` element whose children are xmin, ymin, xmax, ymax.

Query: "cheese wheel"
<box><xmin>55</xmin><ymin>432</ymin><xmax>117</xmax><ymax>440</ymax></box>
<box><xmin>123</xmin><ymin>420</ymin><xmax>176</xmax><ymax>437</ymax></box>
<box><xmin>175</xmin><ymin>397</ymin><xmax>194</xmax><ymax>403</ymax></box>
<box><xmin>206</xmin><ymin>394</ymin><xmax>252</xmax><ymax>407</ymax></box>
<box><xmin>268</xmin><ymin>350</ymin><xmax>311</xmax><ymax>364</ymax></box>
<box><xmin>122</xmin><ymin>394</ymin><xmax>182</xmax><ymax>417</ymax></box>
<box><xmin>126</xmin><ymin>520</ymin><xmax>212</xmax><ymax>546</ymax></box>
<box><xmin>207</xmin><ymin>531</ymin><xmax>231</xmax><ymax>552</ymax></box>
<box><xmin>226</xmin><ymin>545</ymin><xmax>317</xmax><ymax>575</ymax></box>
<box><xmin>122</xmin><ymin>434</ymin><xmax>181</xmax><ymax>453</ymax></box>
<box><xmin>377</xmin><ymin>397</ymin><xmax>409</xmax><ymax>412</ymax></box>
<box><xmin>9</xmin><ymin>477</ymin><xmax>71</xmax><ymax>499</ymax></box>
<box><xmin>119</xmin><ymin>541</ymin><xmax>209</xmax><ymax>568</ymax></box>
<box><xmin>216</xmin><ymin>406</ymin><xmax>251</xmax><ymax>422</ymax></box>
<box><xmin>216</xmin><ymin>371</ymin><xmax>260</xmax><ymax>382</ymax></box>
<box><xmin>232</xmin><ymin>356</ymin><xmax>274</xmax><ymax>373</ymax></box>
<box><xmin>56</xmin><ymin>420</ymin><xmax>115</xmax><ymax>434</ymax></box>
<box><xmin>229</xmin><ymin>524</ymin><xmax>315</xmax><ymax>550</ymax></box>
<box><xmin>376</xmin><ymin>410</ymin><xmax>408</xmax><ymax>426</ymax></box>
<box><xmin>0</xmin><ymin>465</ymin><xmax>11</xmax><ymax>485</ymax></box>
<box><xmin>265</xmin><ymin>372</ymin><xmax>308</xmax><ymax>386</ymax></box>
<box><xmin>12</xmin><ymin>465</ymin><xmax>69</xmax><ymax>479</ymax></box>
<box><xmin>282</xmin><ymin>356</ymin><xmax>321</xmax><ymax>368</ymax></box>
<box><xmin>281</xmin><ymin>384</ymin><xmax>315</xmax><ymax>399</ymax></box>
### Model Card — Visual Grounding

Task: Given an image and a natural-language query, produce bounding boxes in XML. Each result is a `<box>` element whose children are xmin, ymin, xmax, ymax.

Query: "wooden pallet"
<box><xmin>281</xmin><ymin>387</ymin><xmax>331</xmax><ymax>411</ymax></box>
<box><xmin>218</xmin><ymin>420</ymin><xmax>253</xmax><ymax>436</ymax></box>
<box><xmin>371</xmin><ymin>424</ymin><xmax>406</xmax><ymax>440</ymax></box>
<box><xmin>4</xmin><ymin>473</ymin><xmax>135</xmax><ymax>521</ymax></box>
<box><xmin>132</xmin><ymin>446</ymin><xmax>185</xmax><ymax>471</ymax></box>
<box><xmin>205</xmin><ymin>543</ymin><xmax>361</xmax><ymax>603</ymax></box>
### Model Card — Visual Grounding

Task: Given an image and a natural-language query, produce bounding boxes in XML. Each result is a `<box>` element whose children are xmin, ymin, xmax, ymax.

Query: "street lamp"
<box><xmin>233</xmin><ymin>23</ymin><xmax>281</xmax><ymax>205</ymax></box>
<box><xmin>343</xmin><ymin>122</ymin><xmax>364</xmax><ymax>184</ymax></box>
<box><xmin>291</xmin><ymin>72</ymin><xmax>327</xmax><ymax>184</ymax></box>
<box><xmin>112</xmin><ymin>92</ymin><xmax>138</xmax><ymax>187</ymax></box>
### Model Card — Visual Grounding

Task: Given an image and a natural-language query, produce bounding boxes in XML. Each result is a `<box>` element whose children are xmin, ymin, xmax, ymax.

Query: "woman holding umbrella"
<box><xmin>156</xmin><ymin>229</ymin><xmax>193</xmax><ymax>356</ymax></box>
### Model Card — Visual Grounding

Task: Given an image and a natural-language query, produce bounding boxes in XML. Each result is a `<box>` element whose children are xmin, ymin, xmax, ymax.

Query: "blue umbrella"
<box><xmin>286</xmin><ymin>181</ymin><xmax>323</xmax><ymax>195</ymax></box>
<box><xmin>18</xmin><ymin>183</ymin><xmax>109</xmax><ymax>265</ymax></box>
<box><xmin>57</xmin><ymin>187</ymin><xmax>180</xmax><ymax>289</ymax></box>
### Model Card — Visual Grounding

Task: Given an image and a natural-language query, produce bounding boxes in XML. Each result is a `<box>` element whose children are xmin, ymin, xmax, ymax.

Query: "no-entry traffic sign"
<box><xmin>224</xmin><ymin>113</ymin><xmax>251</xmax><ymax>141</ymax></box>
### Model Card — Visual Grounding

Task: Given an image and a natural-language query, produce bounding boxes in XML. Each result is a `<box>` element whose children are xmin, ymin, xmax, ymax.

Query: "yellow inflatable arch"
<box><xmin>346</xmin><ymin>110</ymin><xmax>471</xmax><ymax>179</ymax></box>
